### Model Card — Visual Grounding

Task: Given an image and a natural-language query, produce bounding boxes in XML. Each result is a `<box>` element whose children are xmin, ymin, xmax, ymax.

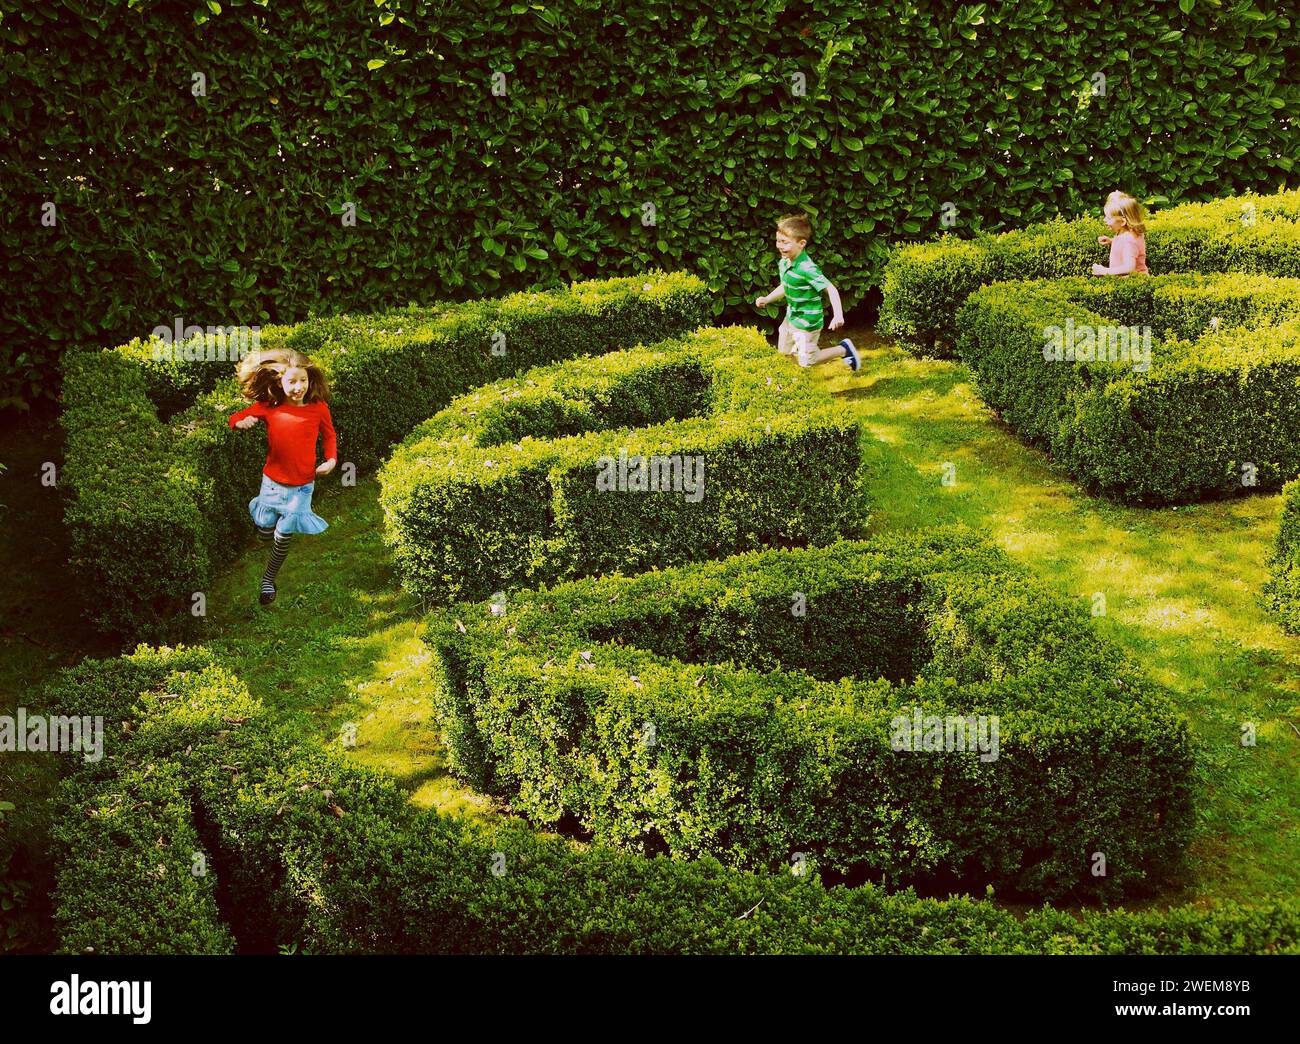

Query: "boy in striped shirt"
<box><xmin>754</xmin><ymin>213</ymin><xmax>859</xmax><ymax>370</ymax></box>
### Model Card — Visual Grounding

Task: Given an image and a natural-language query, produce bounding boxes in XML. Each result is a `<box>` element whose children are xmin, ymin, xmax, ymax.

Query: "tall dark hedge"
<box><xmin>3</xmin><ymin>0</ymin><xmax>1297</xmax><ymax>408</ymax></box>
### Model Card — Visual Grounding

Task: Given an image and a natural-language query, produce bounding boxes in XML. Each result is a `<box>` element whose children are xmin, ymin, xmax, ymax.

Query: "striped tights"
<box><xmin>257</xmin><ymin>526</ymin><xmax>291</xmax><ymax>597</ymax></box>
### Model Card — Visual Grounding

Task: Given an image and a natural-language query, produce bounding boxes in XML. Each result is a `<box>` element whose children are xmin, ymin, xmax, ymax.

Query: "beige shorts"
<box><xmin>778</xmin><ymin>319</ymin><xmax>822</xmax><ymax>366</ymax></box>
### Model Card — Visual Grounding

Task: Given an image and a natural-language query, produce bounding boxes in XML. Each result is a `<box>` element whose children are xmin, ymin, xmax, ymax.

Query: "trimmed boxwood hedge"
<box><xmin>45</xmin><ymin>645</ymin><xmax>1298</xmax><ymax>955</ymax></box>
<box><xmin>880</xmin><ymin>188</ymin><xmax>1300</xmax><ymax>357</ymax></box>
<box><xmin>423</xmin><ymin>529</ymin><xmax>1194</xmax><ymax>902</ymax></box>
<box><xmin>1263</xmin><ymin>479</ymin><xmax>1300</xmax><ymax>634</ymax></box>
<box><xmin>954</xmin><ymin>273</ymin><xmax>1300</xmax><ymax>504</ymax></box>
<box><xmin>52</xmin><ymin>760</ymin><xmax>235</xmax><ymax>956</ymax></box>
<box><xmin>379</xmin><ymin>325</ymin><xmax>866</xmax><ymax>604</ymax></box>
<box><xmin>59</xmin><ymin>272</ymin><xmax>710</xmax><ymax>640</ymax></box>
<box><xmin>41</xmin><ymin>644</ymin><xmax>234</xmax><ymax>955</ymax></box>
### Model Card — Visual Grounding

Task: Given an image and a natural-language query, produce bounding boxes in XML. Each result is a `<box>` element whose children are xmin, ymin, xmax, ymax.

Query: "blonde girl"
<box><xmin>1092</xmin><ymin>191</ymin><xmax>1150</xmax><ymax>276</ymax></box>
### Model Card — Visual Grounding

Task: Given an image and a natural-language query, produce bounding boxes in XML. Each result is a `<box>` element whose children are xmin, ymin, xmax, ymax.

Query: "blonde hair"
<box><xmin>777</xmin><ymin>213</ymin><xmax>813</xmax><ymax>243</ymax></box>
<box><xmin>1105</xmin><ymin>191</ymin><xmax>1147</xmax><ymax>236</ymax></box>
<box><xmin>235</xmin><ymin>347</ymin><xmax>331</xmax><ymax>405</ymax></box>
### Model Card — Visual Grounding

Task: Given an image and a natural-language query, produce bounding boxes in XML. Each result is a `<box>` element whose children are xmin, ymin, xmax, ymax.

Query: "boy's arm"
<box><xmin>758</xmin><ymin>284</ymin><xmax>787</xmax><ymax>307</ymax></box>
<box><xmin>825</xmin><ymin>283</ymin><xmax>845</xmax><ymax>329</ymax></box>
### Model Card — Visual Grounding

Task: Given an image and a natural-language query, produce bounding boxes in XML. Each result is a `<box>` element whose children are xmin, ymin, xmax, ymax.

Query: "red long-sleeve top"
<box><xmin>228</xmin><ymin>399</ymin><xmax>338</xmax><ymax>486</ymax></box>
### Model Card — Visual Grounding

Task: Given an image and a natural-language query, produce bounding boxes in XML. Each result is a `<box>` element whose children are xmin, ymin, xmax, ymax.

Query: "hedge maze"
<box><xmin>8</xmin><ymin>0</ymin><xmax>1300</xmax><ymax>976</ymax></box>
<box><xmin>879</xmin><ymin>187</ymin><xmax>1300</xmax><ymax>357</ymax></box>
<box><xmin>379</xmin><ymin>326</ymin><xmax>866</xmax><ymax>604</ymax></box>
<box><xmin>41</xmin><ymin>196</ymin><xmax>1300</xmax><ymax>953</ymax></box>
<box><xmin>60</xmin><ymin>272</ymin><xmax>711</xmax><ymax>639</ymax></box>
<box><xmin>878</xmin><ymin>187</ymin><xmax>1300</xmax><ymax>629</ymax></box>
<box><xmin>956</xmin><ymin>272</ymin><xmax>1300</xmax><ymax>504</ymax></box>
<box><xmin>44</xmin><ymin>647</ymin><xmax>1297</xmax><ymax>954</ymax></box>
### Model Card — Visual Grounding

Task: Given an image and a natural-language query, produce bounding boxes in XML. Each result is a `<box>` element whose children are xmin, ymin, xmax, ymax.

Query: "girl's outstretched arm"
<box><xmin>229</xmin><ymin>400</ymin><xmax>269</xmax><ymax>430</ymax></box>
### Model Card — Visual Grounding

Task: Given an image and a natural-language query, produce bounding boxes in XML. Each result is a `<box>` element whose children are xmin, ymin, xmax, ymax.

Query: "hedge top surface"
<box><xmin>94</xmin><ymin>269</ymin><xmax>709</xmax><ymax>420</ymax></box>
<box><xmin>425</xmin><ymin>528</ymin><xmax>1166</xmax><ymax>719</ymax></box>
<box><xmin>963</xmin><ymin>272</ymin><xmax>1300</xmax><ymax>376</ymax></box>
<box><xmin>267</xmin><ymin>270</ymin><xmax>713</xmax><ymax>365</ymax></box>
<box><xmin>891</xmin><ymin>187</ymin><xmax>1300</xmax><ymax>276</ymax></box>
<box><xmin>379</xmin><ymin>324</ymin><xmax>846</xmax><ymax>501</ymax></box>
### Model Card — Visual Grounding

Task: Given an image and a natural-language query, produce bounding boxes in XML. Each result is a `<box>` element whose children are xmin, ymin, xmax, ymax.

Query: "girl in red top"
<box><xmin>229</xmin><ymin>348</ymin><xmax>337</xmax><ymax>605</ymax></box>
<box><xmin>1092</xmin><ymin>190</ymin><xmax>1150</xmax><ymax>276</ymax></box>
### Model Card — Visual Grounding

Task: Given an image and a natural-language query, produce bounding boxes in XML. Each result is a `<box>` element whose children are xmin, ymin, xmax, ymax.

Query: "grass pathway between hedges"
<box><xmin>57</xmin><ymin>324</ymin><xmax>1296</xmax><ymax>913</ymax></box>
<box><xmin>198</xmin><ymin>484</ymin><xmax>507</xmax><ymax>823</ymax></box>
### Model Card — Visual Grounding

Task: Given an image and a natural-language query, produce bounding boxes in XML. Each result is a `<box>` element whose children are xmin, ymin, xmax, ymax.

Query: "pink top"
<box><xmin>1107</xmin><ymin>232</ymin><xmax>1148</xmax><ymax>275</ymax></box>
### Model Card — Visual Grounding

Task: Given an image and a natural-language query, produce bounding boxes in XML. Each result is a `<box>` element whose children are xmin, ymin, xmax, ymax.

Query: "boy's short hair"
<box><xmin>777</xmin><ymin>213</ymin><xmax>813</xmax><ymax>242</ymax></box>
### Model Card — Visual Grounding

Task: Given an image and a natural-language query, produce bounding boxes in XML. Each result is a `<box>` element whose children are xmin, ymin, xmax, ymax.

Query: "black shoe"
<box><xmin>259</xmin><ymin>584</ymin><xmax>276</xmax><ymax>605</ymax></box>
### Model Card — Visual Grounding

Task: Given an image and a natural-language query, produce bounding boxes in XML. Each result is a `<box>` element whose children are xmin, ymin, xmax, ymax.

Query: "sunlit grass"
<box><xmin>198</xmin><ymin>474</ymin><xmax>507</xmax><ymax>825</ymax></box>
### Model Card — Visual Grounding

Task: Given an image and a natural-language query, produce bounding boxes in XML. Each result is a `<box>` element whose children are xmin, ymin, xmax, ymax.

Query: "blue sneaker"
<box><xmin>839</xmin><ymin>338</ymin><xmax>860</xmax><ymax>371</ymax></box>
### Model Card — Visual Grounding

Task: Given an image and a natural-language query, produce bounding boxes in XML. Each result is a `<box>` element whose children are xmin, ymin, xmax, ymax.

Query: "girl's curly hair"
<box><xmin>235</xmin><ymin>348</ymin><xmax>331</xmax><ymax>405</ymax></box>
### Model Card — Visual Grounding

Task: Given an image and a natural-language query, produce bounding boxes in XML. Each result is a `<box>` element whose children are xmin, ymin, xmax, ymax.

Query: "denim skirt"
<box><xmin>248</xmin><ymin>474</ymin><xmax>328</xmax><ymax>537</ymax></box>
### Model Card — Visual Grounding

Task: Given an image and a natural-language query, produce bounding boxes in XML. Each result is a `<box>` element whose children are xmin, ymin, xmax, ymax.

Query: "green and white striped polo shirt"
<box><xmin>778</xmin><ymin>249</ymin><xmax>831</xmax><ymax>331</ymax></box>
